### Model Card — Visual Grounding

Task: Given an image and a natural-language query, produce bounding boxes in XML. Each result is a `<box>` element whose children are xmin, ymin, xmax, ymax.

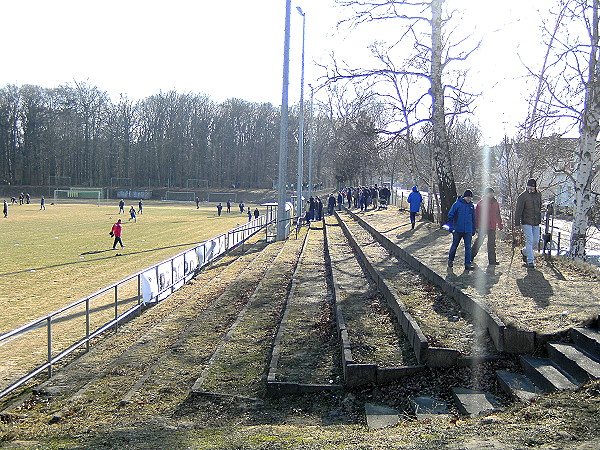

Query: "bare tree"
<box><xmin>523</xmin><ymin>0</ymin><xmax>600</xmax><ymax>259</ymax></box>
<box><xmin>326</xmin><ymin>0</ymin><xmax>478</xmax><ymax>220</ymax></box>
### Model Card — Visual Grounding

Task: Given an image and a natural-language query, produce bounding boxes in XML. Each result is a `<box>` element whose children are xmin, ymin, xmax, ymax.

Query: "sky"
<box><xmin>0</xmin><ymin>0</ymin><xmax>550</xmax><ymax>144</ymax></box>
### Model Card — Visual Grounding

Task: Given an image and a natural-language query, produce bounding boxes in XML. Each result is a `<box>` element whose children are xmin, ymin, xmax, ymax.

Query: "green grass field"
<box><xmin>0</xmin><ymin>200</ymin><xmax>255</xmax><ymax>333</ymax></box>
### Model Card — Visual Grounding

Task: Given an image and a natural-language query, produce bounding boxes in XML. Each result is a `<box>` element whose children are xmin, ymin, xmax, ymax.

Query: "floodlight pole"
<box><xmin>277</xmin><ymin>0</ymin><xmax>292</xmax><ymax>241</ymax></box>
<box><xmin>296</xmin><ymin>6</ymin><xmax>306</xmax><ymax>222</ymax></box>
<box><xmin>307</xmin><ymin>84</ymin><xmax>314</xmax><ymax>201</ymax></box>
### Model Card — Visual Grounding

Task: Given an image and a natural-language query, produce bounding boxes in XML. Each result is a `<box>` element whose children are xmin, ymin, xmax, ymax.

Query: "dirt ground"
<box><xmin>356</xmin><ymin>207</ymin><xmax>600</xmax><ymax>335</ymax></box>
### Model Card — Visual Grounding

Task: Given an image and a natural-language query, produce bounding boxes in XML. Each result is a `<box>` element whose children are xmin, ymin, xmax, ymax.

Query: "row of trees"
<box><xmin>0</xmin><ymin>81</ymin><xmax>407</xmax><ymax>192</ymax></box>
<box><xmin>0</xmin><ymin>84</ymin><xmax>291</xmax><ymax>189</ymax></box>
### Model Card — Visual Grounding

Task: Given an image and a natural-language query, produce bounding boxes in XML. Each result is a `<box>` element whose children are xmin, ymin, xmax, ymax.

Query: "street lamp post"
<box><xmin>277</xmin><ymin>0</ymin><xmax>292</xmax><ymax>241</ymax></box>
<box><xmin>296</xmin><ymin>6</ymin><xmax>306</xmax><ymax>222</ymax></box>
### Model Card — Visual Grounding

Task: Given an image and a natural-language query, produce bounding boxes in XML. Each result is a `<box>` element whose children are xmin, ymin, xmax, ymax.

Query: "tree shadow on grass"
<box><xmin>0</xmin><ymin>242</ymin><xmax>204</xmax><ymax>277</ymax></box>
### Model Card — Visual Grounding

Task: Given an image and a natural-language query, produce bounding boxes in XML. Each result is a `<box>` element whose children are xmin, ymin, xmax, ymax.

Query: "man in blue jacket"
<box><xmin>447</xmin><ymin>189</ymin><xmax>476</xmax><ymax>270</ymax></box>
<box><xmin>407</xmin><ymin>186</ymin><xmax>423</xmax><ymax>229</ymax></box>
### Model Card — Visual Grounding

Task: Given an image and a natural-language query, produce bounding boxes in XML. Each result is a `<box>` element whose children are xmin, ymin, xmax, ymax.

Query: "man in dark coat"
<box><xmin>515</xmin><ymin>178</ymin><xmax>542</xmax><ymax>268</ymax></box>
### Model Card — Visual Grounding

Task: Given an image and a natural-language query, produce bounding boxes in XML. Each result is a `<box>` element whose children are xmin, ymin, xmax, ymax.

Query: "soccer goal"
<box><xmin>53</xmin><ymin>188</ymin><xmax>104</xmax><ymax>205</ymax></box>
<box><xmin>207</xmin><ymin>192</ymin><xmax>237</xmax><ymax>203</ymax></box>
<box><xmin>164</xmin><ymin>191</ymin><xmax>196</xmax><ymax>202</ymax></box>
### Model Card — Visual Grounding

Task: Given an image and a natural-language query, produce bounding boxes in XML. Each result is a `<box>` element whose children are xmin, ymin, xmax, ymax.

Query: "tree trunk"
<box><xmin>571</xmin><ymin>0</ymin><xmax>600</xmax><ymax>259</ymax></box>
<box><xmin>430</xmin><ymin>0</ymin><xmax>457</xmax><ymax>221</ymax></box>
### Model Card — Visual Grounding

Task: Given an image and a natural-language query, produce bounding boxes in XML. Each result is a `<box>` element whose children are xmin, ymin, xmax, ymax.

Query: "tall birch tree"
<box><xmin>525</xmin><ymin>0</ymin><xmax>600</xmax><ymax>259</ymax></box>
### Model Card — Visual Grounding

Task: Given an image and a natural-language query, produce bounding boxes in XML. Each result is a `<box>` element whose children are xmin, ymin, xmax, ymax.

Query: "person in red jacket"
<box><xmin>111</xmin><ymin>219</ymin><xmax>125</xmax><ymax>250</ymax></box>
<box><xmin>471</xmin><ymin>187</ymin><xmax>503</xmax><ymax>265</ymax></box>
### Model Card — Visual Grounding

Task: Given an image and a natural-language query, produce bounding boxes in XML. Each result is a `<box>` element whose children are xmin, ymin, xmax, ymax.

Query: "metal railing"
<box><xmin>0</xmin><ymin>214</ymin><xmax>271</xmax><ymax>399</ymax></box>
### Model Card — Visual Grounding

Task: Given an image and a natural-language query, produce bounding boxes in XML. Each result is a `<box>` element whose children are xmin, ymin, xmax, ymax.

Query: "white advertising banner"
<box><xmin>172</xmin><ymin>255</ymin><xmax>185</xmax><ymax>290</ymax></box>
<box><xmin>141</xmin><ymin>268</ymin><xmax>159</xmax><ymax>304</ymax></box>
<box><xmin>184</xmin><ymin>249</ymin><xmax>199</xmax><ymax>279</ymax></box>
<box><xmin>196</xmin><ymin>243</ymin><xmax>206</xmax><ymax>269</ymax></box>
<box><xmin>157</xmin><ymin>261</ymin><xmax>173</xmax><ymax>301</ymax></box>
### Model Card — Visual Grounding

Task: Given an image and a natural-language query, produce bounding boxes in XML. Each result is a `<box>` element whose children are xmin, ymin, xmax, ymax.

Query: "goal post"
<box><xmin>52</xmin><ymin>188</ymin><xmax>103</xmax><ymax>205</ymax></box>
<box><xmin>207</xmin><ymin>192</ymin><xmax>237</xmax><ymax>203</ymax></box>
<box><xmin>164</xmin><ymin>191</ymin><xmax>196</xmax><ymax>202</ymax></box>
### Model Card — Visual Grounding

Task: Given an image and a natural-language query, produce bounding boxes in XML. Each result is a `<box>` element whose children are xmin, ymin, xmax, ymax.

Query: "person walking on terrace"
<box><xmin>447</xmin><ymin>190</ymin><xmax>476</xmax><ymax>270</ymax></box>
<box><xmin>407</xmin><ymin>186</ymin><xmax>423</xmax><ymax>229</ymax></box>
<box><xmin>471</xmin><ymin>187</ymin><xmax>503</xmax><ymax>265</ymax></box>
<box><xmin>515</xmin><ymin>178</ymin><xmax>542</xmax><ymax>269</ymax></box>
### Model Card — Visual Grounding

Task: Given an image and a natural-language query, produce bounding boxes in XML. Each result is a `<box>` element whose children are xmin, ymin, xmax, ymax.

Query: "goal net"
<box><xmin>53</xmin><ymin>188</ymin><xmax>103</xmax><ymax>204</ymax></box>
<box><xmin>207</xmin><ymin>192</ymin><xmax>237</xmax><ymax>203</ymax></box>
<box><xmin>164</xmin><ymin>191</ymin><xmax>196</xmax><ymax>202</ymax></box>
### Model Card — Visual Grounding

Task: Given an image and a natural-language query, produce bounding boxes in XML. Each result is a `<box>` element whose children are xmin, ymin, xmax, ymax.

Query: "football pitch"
<box><xmin>0</xmin><ymin>200</ymin><xmax>252</xmax><ymax>334</ymax></box>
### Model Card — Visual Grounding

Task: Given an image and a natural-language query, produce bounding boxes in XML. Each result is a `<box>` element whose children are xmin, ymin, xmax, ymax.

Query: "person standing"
<box><xmin>196</xmin><ymin>197</ymin><xmax>200</xmax><ymax>209</ymax></box>
<box><xmin>379</xmin><ymin>185</ymin><xmax>391</xmax><ymax>207</ymax></box>
<box><xmin>40</xmin><ymin>196</ymin><xmax>46</xmax><ymax>210</ymax></box>
<box><xmin>372</xmin><ymin>185</ymin><xmax>379</xmax><ymax>210</ymax></box>
<box><xmin>247</xmin><ymin>208</ymin><xmax>252</xmax><ymax>221</ymax></box>
<box><xmin>111</xmin><ymin>219</ymin><xmax>125</xmax><ymax>249</ymax></box>
<box><xmin>217</xmin><ymin>203</ymin><xmax>223</xmax><ymax>216</ymax></box>
<box><xmin>3</xmin><ymin>200</ymin><xmax>7</xmax><ymax>218</ymax></box>
<box><xmin>407</xmin><ymin>186</ymin><xmax>423</xmax><ymax>229</ymax></box>
<box><xmin>515</xmin><ymin>178</ymin><xmax>542</xmax><ymax>268</ymax></box>
<box><xmin>471</xmin><ymin>187</ymin><xmax>503</xmax><ymax>265</ymax></box>
<box><xmin>138</xmin><ymin>199</ymin><xmax>143</xmax><ymax>214</ymax></box>
<box><xmin>254</xmin><ymin>207</ymin><xmax>260</xmax><ymax>219</ymax></box>
<box><xmin>316</xmin><ymin>197</ymin><xmax>323</xmax><ymax>221</ymax></box>
<box><xmin>239</xmin><ymin>202</ymin><xmax>245</xmax><ymax>213</ymax></box>
<box><xmin>119</xmin><ymin>199</ymin><xmax>125</xmax><ymax>214</ymax></box>
<box><xmin>447</xmin><ymin>190</ymin><xmax>476</xmax><ymax>270</ymax></box>
<box><xmin>226</xmin><ymin>200</ymin><xmax>231</xmax><ymax>213</ymax></box>
<box><xmin>327</xmin><ymin>194</ymin><xmax>336</xmax><ymax>215</ymax></box>
<box><xmin>308</xmin><ymin>196</ymin><xmax>315</xmax><ymax>221</ymax></box>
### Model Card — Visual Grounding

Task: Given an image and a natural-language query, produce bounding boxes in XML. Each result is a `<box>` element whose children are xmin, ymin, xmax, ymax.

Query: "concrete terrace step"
<box><xmin>571</xmin><ymin>327</ymin><xmax>600</xmax><ymax>360</ymax></box>
<box><xmin>190</xmin><ymin>230</ymin><xmax>307</xmax><ymax>398</ymax></box>
<box><xmin>364</xmin><ymin>403</ymin><xmax>400</xmax><ymax>429</ymax></box>
<box><xmin>496</xmin><ymin>370</ymin><xmax>539</xmax><ymax>402</ymax></box>
<box><xmin>325</xmin><ymin>215</ymin><xmax>421</xmax><ymax>387</ymax></box>
<box><xmin>409</xmin><ymin>396</ymin><xmax>453</xmax><ymax>421</ymax></box>
<box><xmin>451</xmin><ymin>387</ymin><xmax>503</xmax><ymax>418</ymax></box>
<box><xmin>336</xmin><ymin>210</ymin><xmax>500</xmax><ymax>367</ymax></box>
<box><xmin>521</xmin><ymin>356</ymin><xmax>579</xmax><ymax>392</ymax></box>
<box><xmin>546</xmin><ymin>342</ymin><xmax>600</xmax><ymax>384</ymax></box>
<box><xmin>266</xmin><ymin>226</ymin><xmax>343</xmax><ymax>395</ymax></box>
